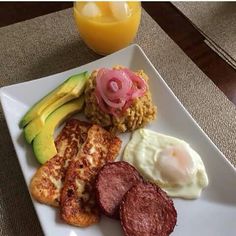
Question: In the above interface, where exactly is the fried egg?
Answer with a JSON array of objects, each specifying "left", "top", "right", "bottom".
[{"left": 123, "top": 129, "right": 209, "bottom": 199}]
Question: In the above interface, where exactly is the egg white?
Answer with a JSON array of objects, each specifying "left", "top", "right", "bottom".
[{"left": 123, "top": 129, "right": 209, "bottom": 199}]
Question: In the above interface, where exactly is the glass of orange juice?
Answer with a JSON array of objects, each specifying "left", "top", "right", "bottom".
[{"left": 74, "top": 1, "right": 141, "bottom": 55}]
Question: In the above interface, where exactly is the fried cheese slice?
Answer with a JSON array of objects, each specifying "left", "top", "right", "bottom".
[
  {"left": 60, "top": 124, "right": 122, "bottom": 227},
  {"left": 30, "top": 119, "right": 91, "bottom": 207}
]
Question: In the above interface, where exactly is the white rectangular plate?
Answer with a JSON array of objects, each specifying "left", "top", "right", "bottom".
[{"left": 1, "top": 44, "right": 236, "bottom": 236}]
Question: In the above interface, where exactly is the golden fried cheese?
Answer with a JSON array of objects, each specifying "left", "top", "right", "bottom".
[
  {"left": 60, "top": 125, "right": 122, "bottom": 227},
  {"left": 30, "top": 119, "right": 91, "bottom": 207}
]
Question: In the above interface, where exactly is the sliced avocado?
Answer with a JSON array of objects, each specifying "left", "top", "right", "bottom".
[
  {"left": 24, "top": 73, "right": 89, "bottom": 143},
  {"left": 20, "top": 71, "right": 89, "bottom": 128},
  {"left": 32, "top": 96, "right": 84, "bottom": 164}
]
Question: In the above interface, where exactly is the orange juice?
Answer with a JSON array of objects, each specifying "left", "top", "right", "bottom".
[{"left": 74, "top": 1, "right": 141, "bottom": 55}]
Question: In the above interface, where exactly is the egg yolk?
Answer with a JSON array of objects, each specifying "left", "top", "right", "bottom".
[{"left": 157, "top": 144, "right": 194, "bottom": 185}]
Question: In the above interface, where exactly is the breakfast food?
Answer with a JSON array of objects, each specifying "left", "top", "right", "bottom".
[
  {"left": 60, "top": 125, "right": 122, "bottom": 227},
  {"left": 55, "top": 119, "right": 91, "bottom": 158},
  {"left": 95, "top": 161, "right": 177, "bottom": 235},
  {"left": 120, "top": 182, "right": 177, "bottom": 236},
  {"left": 20, "top": 71, "right": 89, "bottom": 128},
  {"left": 123, "top": 129, "right": 209, "bottom": 199},
  {"left": 20, "top": 67, "right": 209, "bottom": 234},
  {"left": 23, "top": 73, "right": 89, "bottom": 143},
  {"left": 95, "top": 161, "right": 143, "bottom": 219},
  {"left": 30, "top": 119, "right": 91, "bottom": 206},
  {"left": 32, "top": 97, "right": 85, "bottom": 164},
  {"left": 84, "top": 66, "right": 157, "bottom": 133},
  {"left": 74, "top": 2, "right": 141, "bottom": 55}
]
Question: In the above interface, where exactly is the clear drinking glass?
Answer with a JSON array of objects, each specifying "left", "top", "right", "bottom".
[{"left": 74, "top": 1, "right": 141, "bottom": 55}]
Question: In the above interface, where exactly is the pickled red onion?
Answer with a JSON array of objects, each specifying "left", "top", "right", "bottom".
[
  {"left": 95, "top": 90, "right": 122, "bottom": 116},
  {"left": 123, "top": 68, "right": 147, "bottom": 99},
  {"left": 109, "top": 81, "right": 119, "bottom": 92},
  {"left": 95, "top": 67, "right": 147, "bottom": 116},
  {"left": 96, "top": 68, "right": 132, "bottom": 101},
  {"left": 95, "top": 88, "right": 110, "bottom": 114}
]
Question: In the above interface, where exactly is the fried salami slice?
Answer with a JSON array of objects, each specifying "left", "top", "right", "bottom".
[
  {"left": 30, "top": 119, "right": 91, "bottom": 206},
  {"left": 95, "top": 161, "right": 143, "bottom": 219},
  {"left": 60, "top": 125, "right": 122, "bottom": 227},
  {"left": 120, "top": 182, "right": 177, "bottom": 236}
]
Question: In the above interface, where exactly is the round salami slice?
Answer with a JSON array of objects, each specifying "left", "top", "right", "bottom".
[
  {"left": 95, "top": 161, "right": 143, "bottom": 219},
  {"left": 120, "top": 182, "right": 177, "bottom": 236}
]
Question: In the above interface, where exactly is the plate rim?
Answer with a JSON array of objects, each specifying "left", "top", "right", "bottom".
[
  {"left": 0, "top": 44, "right": 236, "bottom": 235},
  {"left": 0, "top": 44, "right": 234, "bottom": 173}
]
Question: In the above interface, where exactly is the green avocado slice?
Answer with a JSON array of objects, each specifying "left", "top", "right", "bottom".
[
  {"left": 32, "top": 96, "right": 84, "bottom": 164},
  {"left": 19, "top": 71, "right": 89, "bottom": 128},
  {"left": 24, "top": 72, "right": 89, "bottom": 143}
]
